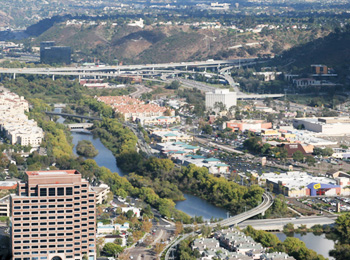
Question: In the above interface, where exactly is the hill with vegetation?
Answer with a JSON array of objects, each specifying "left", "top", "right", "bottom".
[
  {"left": 27, "top": 16, "right": 332, "bottom": 64},
  {"left": 275, "top": 25, "right": 350, "bottom": 72}
]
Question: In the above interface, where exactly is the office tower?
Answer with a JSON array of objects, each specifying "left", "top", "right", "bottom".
[
  {"left": 10, "top": 170, "right": 96, "bottom": 260},
  {"left": 205, "top": 89, "right": 237, "bottom": 110},
  {"left": 40, "top": 41, "right": 71, "bottom": 65}
]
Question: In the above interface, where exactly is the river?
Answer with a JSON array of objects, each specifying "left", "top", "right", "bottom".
[
  {"left": 274, "top": 232, "right": 335, "bottom": 260},
  {"left": 55, "top": 106, "right": 228, "bottom": 220}
]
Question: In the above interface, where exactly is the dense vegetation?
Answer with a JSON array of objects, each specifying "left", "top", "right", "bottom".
[
  {"left": 329, "top": 213, "right": 350, "bottom": 260},
  {"left": 2, "top": 74, "right": 134, "bottom": 104},
  {"left": 76, "top": 140, "right": 98, "bottom": 158},
  {"left": 244, "top": 226, "right": 326, "bottom": 260}
]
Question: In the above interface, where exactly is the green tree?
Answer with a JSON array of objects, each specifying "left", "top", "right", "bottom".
[
  {"left": 293, "top": 150, "right": 304, "bottom": 162},
  {"left": 305, "top": 156, "right": 316, "bottom": 166},
  {"left": 330, "top": 244, "right": 350, "bottom": 260},
  {"left": 334, "top": 213, "right": 350, "bottom": 244},
  {"left": 103, "top": 243, "right": 123, "bottom": 256}
]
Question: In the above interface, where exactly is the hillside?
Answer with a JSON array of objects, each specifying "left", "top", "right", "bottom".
[
  {"left": 28, "top": 18, "right": 332, "bottom": 64},
  {"left": 275, "top": 26, "right": 350, "bottom": 71}
]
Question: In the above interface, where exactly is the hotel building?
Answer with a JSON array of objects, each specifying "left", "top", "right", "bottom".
[{"left": 10, "top": 170, "right": 96, "bottom": 260}]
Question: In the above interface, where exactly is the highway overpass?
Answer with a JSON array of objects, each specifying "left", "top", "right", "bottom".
[{"left": 238, "top": 215, "right": 336, "bottom": 231}]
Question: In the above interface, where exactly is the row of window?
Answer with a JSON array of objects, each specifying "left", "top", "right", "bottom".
[
  {"left": 13, "top": 206, "right": 95, "bottom": 216},
  {"left": 13, "top": 234, "right": 95, "bottom": 244},
  {"left": 14, "top": 200, "right": 94, "bottom": 210},
  {"left": 14, "top": 242, "right": 95, "bottom": 249},
  {"left": 13, "top": 234, "right": 95, "bottom": 239},
  {"left": 13, "top": 214, "right": 94, "bottom": 220},
  {"left": 12, "top": 211, "right": 95, "bottom": 221},
  {"left": 13, "top": 217, "right": 94, "bottom": 226},
  {"left": 14, "top": 250, "right": 93, "bottom": 256},
  {"left": 13, "top": 194, "right": 93, "bottom": 204},
  {"left": 13, "top": 252, "right": 93, "bottom": 260},
  {"left": 13, "top": 225, "right": 95, "bottom": 233}
]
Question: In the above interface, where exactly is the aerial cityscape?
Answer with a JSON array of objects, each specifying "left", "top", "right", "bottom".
[{"left": 1, "top": 0, "right": 350, "bottom": 260}]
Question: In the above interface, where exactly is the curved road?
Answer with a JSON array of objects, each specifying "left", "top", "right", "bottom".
[{"left": 164, "top": 192, "right": 274, "bottom": 260}]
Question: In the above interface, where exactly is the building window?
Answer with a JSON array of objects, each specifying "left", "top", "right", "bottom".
[
  {"left": 66, "top": 187, "right": 73, "bottom": 196},
  {"left": 49, "top": 188, "right": 55, "bottom": 196},
  {"left": 58, "top": 188, "right": 64, "bottom": 196},
  {"left": 40, "top": 188, "right": 47, "bottom": 197}
]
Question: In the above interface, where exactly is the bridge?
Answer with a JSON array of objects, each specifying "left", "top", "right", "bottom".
[
  {"left": 165, "top": 192, "right": 274, "bottom": 260},
  {"left": 238, "top": 215, "right": 337, "bottom": 231},
  {"left": 66, "top": 123, "right": 94, "bottom": 130},
  {"left": 45, "top": 111, "right": 102, "bottom": 121},
  {"left": 0, "top": 58, "right": 257, "bottom": 78}
]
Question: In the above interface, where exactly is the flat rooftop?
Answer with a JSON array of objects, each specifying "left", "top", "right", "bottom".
[{"left": 26, "top": 170, "right": 79, "bottom": 176}]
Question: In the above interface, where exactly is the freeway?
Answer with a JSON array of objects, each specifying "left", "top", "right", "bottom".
[
  {"left": 238, "top": 215, "right": 337, "bottom": 231},
  {"left": 0, "top": 58, "right": 256, "bottom": 75},
  {"left": 217, "top": 192, "right": 273, "bottom": 227}
]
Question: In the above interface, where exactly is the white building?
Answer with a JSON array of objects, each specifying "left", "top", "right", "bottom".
[
  {"left": 0, "top": 91, "right": 43, "bottom": 147},
  {"left": 293, "top": 117, "right": 350, "bottom": 135},
  {"left": 205, "top": 89, "right": 237, "bottom": 111},
  {"left": 92, "top": 184, "right": 110, "bottom": 204}
]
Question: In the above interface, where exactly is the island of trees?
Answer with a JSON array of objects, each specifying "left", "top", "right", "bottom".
[{"left": 76, "top": 140, "right": 99, "bottom": 158}]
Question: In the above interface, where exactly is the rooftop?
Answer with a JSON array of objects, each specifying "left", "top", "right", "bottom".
[{"left": 26, "top": 170, "right": 79, "bottom": 176}]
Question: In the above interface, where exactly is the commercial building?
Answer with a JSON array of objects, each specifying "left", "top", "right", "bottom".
[
  {"left": 278, "top": 143, "right": 314, "bottom": 158},
  {"left": 97, "top": 222, "right": 129, "bottom": 234},
  {"left": 293, "top": 117, "right": 350, "bottom": 135},
  {"left": 260, "top": 171, "right": 340, "bottom": 197},
  {"left": 10, "top": 170, "right": 96, "bottom": 260},
  {"left": 205, "top": 89, "right": 237, "bottom": 111},
  {"left": 151, "top": 130, "right": 193, "bottom": 143},
  {"left": 175, "top": 155, "right": 229, "bottom": 175},
  {"left": 40, "top": 41, "right": 71, "bottom": 65},
  {"left": 224, "top": 120, "right": 272, "bottom": 132},
  {"left": 135, "top": 115, "right": 180, "bottom": 126}
]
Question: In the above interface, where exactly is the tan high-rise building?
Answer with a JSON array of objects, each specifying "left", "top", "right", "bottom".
[{"left": 10, "top": 170, "right": 96, "bottom": 260}]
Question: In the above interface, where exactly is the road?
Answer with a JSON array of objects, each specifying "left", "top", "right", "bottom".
[
  {"left": 130, "top": 84, "right": 152, "bottom": 98},
  {"left": 194, "top": 136, "right": 244, "bottom": 154},
  {"left": 164, "top": 192, "right": 273, "bottom": 260},
  {"left": 238, "top": 215, "right": 336, "bottom": 231},
  {"left": 0, "top": 58, "right": 256, "bottom": 75}
]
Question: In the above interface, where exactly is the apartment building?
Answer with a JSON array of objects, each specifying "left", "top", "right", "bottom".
[
  {"left": 96, "top": 95, "right": 174, "bottom": 120},
  {"left": 0, "top": 91, "right": 43, "bottom": 147},
  {"left": 10, "top": 170, "right": 96, "bottom": 260}
]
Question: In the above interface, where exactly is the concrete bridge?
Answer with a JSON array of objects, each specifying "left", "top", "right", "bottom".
[
  {"left": 238, "top": 215, "right": 337, "bottom": 231},
  {"left": 45, "top": 111, "right": 102, "bottom": 121},
  {"left": 66, "top": 123, "right": 94, "bottom": 130}
]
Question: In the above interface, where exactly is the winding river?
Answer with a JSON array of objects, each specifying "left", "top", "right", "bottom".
[{"left": 55, "top": 105, "right": 227, "bottom": 220}]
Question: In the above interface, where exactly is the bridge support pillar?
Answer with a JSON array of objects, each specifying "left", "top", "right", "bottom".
[
  {"left": 185, "top": 65, "right": 188, "bottom": 71},
  {"left": 13, "top": 73, "right": 16, "bottom": 80},
  {"left": 204, "top": 67, "right": 207, "bottom": 72},
  {"left": 52, "top": 75, "right": 55, "bottom": 81},
  {"left": 261, "top": 210, "right": 265, "bottom": 216}
]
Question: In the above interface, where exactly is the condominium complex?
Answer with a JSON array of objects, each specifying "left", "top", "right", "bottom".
[
  {"left": 10, "top": 170, "right": 96, "bottom": 260},
  {"left": 205, "top": 89, "right": 237, "bottom": 111},
  {"left": 0, "top": 91, "right": 43, "bottom": 147},
  {"left": 96, "top": 95, "right": 174, "bottom": 120}
]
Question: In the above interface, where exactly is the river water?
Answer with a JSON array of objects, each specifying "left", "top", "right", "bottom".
[
  {"left": 56, "top": 105, "right": 228, "bottom": 220},
  {"left": 274, "top": 232, "right": 335, "bottom": 260}
]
